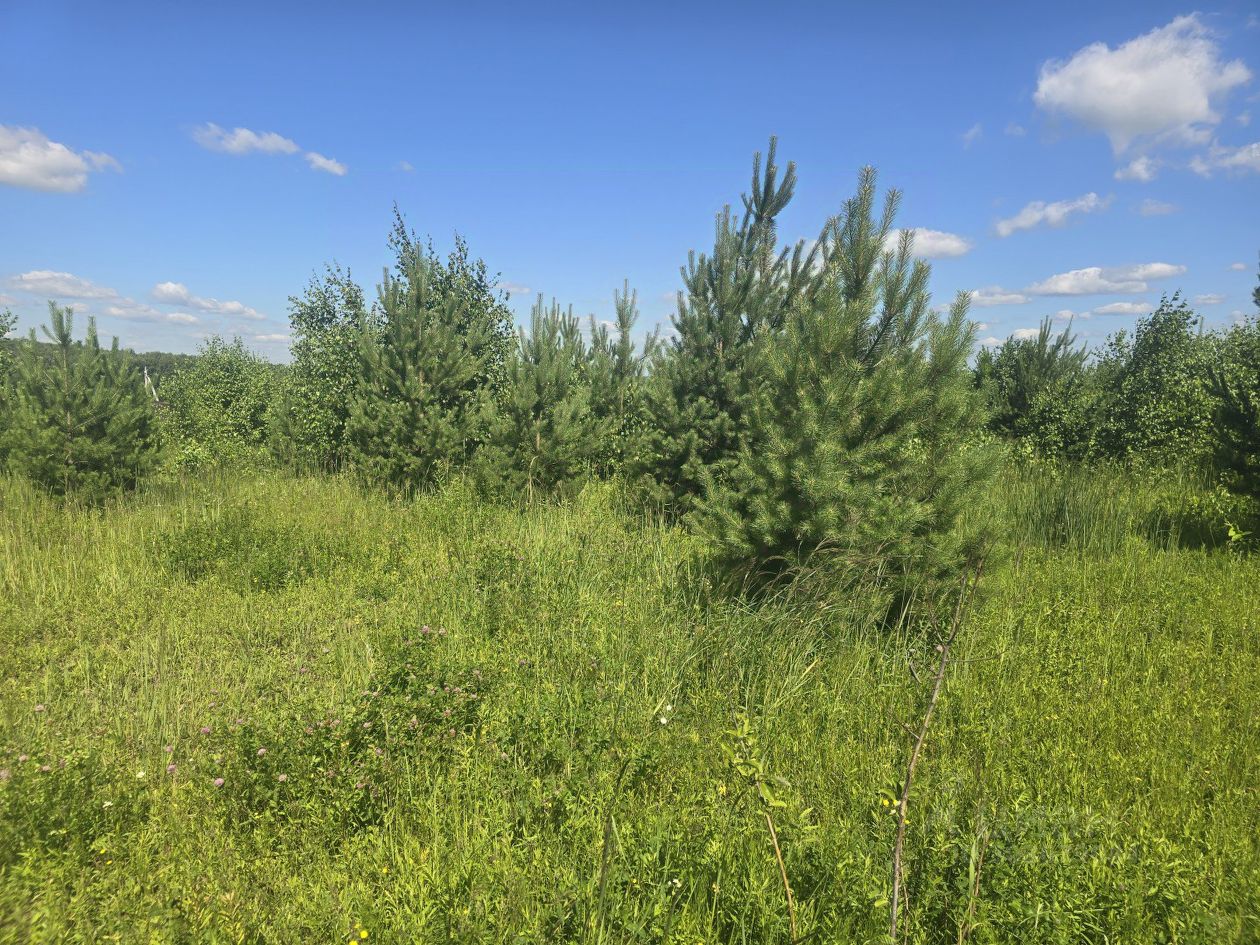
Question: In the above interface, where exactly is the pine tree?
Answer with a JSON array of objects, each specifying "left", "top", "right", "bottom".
[
  {"left": 694, "top": 168, "right": 994, "bottom": 603},
  {"left": 344, "top": 254, "right": 496, "bottom": 490},
  {"left": 478, "top": 297, "right": 605, "bottom": 499},
  {"left": 633, "top": 138, "right": 825, "bottom": 512},
  {"left": 3, "top": 303, "right": 153, "bottom": 497},
  {"left": 587, "top": 281, "right": 658, "bottom": 475}
]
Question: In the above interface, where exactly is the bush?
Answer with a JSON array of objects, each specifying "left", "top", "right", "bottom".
[{"left": 156, "top": 336, "right": 277, "bottom": 473}]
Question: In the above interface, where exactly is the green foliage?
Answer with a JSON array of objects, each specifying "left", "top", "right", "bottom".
[
  {"left": 587, "top": 282, "right": 659, "bottom": 475},
  {"left": 695, "top": 169, "right": 995, "bottom": 600},
  {"left": 1208, "top": 313, "right": 1260, "bottom": 499},
  {"left": 0, "top": 307, "right": 15, "bottom": 465},
  {"left": 976, "top": 317, "right": 1096, "bottom": 459},
  {"left": 2, "top": 303, "right": 153, "bottom": 498},
  {"left": 1, "top": 470, "right": 1257, "bottom": 942},
  {"left": 344, "top": 255, "right": 495, "bottom": 490},
  {"left": 634, "top": 138, "right": 824, "bottom": 512},
  {"left": 477, "top": 298, "right": 606, "bottom": 498},
  {"left": 273, "top": 264, "right": 370, "bottom": 469},
  {"left": 1094, "top": 294, "right": 1217, "bottom": 467},
  {"left": 156, "top": 336, "right": 277, "bottom": 472}
]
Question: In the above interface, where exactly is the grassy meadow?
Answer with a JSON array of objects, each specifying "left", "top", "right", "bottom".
[{"left": 0, "top": 466, "right": 1257, "bottom": 944}]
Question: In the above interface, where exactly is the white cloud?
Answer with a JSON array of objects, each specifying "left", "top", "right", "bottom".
[
  {"left": 151, "top": 281, "right": 264, "bottom": 320},
  {"left": 1115, "top": 156, "right": 1158, "bottom": 182},
  {"left": 1026, "top": 263, "right": 1184, "bottom": 296},
  {"left": 969, "top": 287, "right": 1030, "bottom": 307},
  {"left": 1011, "top": 327, "right": 1041, "bottom": 340},
  {"left": 1189, "top": 140, "right": 1260, "bottom": 176},
  {"left": 978, "top": 336, "right": 1003, "bottom": 347},
  {"left": 0, "top": 126, "right": 121, "bottom": 193},
  {"left": 1240, "top": 112, "right": 1252, "bottom": 127},
  {"left": 9, "top": 270, "right": 119, "bottom": 299},
  {"left": 397, "top": 160, "right": 415, "bottom": 172},
  {"left": 304, "top": 151, "right": 347, "bottom": 176},
  {"left": 1052, "top": 308, "right": 1085, "bottom": 320},
  {"left": 194, "top": 123, "right": 347, "bottom": 175},
  {"left": 1138, "top": 198, "right": 1177, "bottom": 216},
  {"left": 103, "top": 299, "right": 199, "bottom": 325},
  {"left": 251, "top": 332, "right": 290, "bottom": 343},
  {"left": 1004, "top": 122, "right": 1026, "bottom": 137},
  {"left": 886, "top": 228, "right": 973, "bottom": 259},
  {"left": 995, "top": 192, "right": 1109, "bottom": 237},
  {"left": 962, "top": 123, "right": 983, "bottom": 148},
  {"left": 499, "top": 281, "right": 532, "bottom": 296},
  {"left": 1229, "top": 261, "right": 1249, "bottom": 271},
  {"left": 1194, "top": 293, "right": 1225, "bottom": 305},
  {"left": 193, "top": 123, "right": 299, "bottom": 155},
  {"left": 1093, "top": 301, "right": 1151, "bottom": 315},
  {"left": 1034, "top": 15, "right": 1251, "bottom": 153}
]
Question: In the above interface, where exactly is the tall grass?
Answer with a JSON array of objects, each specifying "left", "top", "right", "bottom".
[{"left": 0, "top": 468, "right": 1256, "bottom": 943}]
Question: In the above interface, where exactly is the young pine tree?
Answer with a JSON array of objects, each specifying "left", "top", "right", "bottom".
[
  {"left": 3, "top": 303, "right": 153, "bottom": 497},
  {"left": 344, "top": 255, "right": 494, "bottom": 490},
  {"left": 587, "top": 281, "right": 658, "bottom": 475},
  {"left": 633, "top": 138, "right": 825, "bottom": 512},
  {"left": 694, "top": 169, "right": 994, "bottom": 603},
  {"left": 478, "top": 297, "right": 605, "bottom": 499}
]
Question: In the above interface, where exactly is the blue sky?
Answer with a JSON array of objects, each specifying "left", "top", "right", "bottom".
[{"left": 2, "top": 1, "right": 1258, "bottom": 359}]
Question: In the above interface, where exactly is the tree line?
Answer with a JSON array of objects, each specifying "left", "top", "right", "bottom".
[{"left": 1, "top": 140, "right": 1257, "bottom": 600}]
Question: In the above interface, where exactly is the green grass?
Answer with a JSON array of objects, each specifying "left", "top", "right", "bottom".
[{"left": 0, "top": 468, "right": 1256, "bottom": 943}]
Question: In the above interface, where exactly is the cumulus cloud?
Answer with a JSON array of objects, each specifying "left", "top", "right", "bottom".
[
  {"left": 969, "top": 287, "right": 1030, "bottom": 307},
  {"left": 1034, "top": 15, "right": 1251, "bottom": 153},
  {"left": 251, "top": 332, "right": 290, "bottom": 343},
  {"left": 192, "top": 123, "right": 299, "bottom": 155},
  {"left": 1115, "top": 156, "right": 1159, "bottom": 182},
  {"left": 885, "top": 228, "right": 973, "bottom": 259},
  {"left": 1004, "top": 122, "right": 1026, "bottom": 137},
  {"left": 151, "top": 281, "right": 263, "bottom": 320},
  {"left": 962, "top": 123, "right": 983, "bottom": 148},
  {"left": 1093, "top": 301, "right": 1151, "bottom": 315},
  {"left": 498, "top": 281, "right": 532, "bottom": 296},
  {"left": 995, "top": 192, "right": 1109, "bottom": 237},
  {"left": 0, "top": 126, "right": 122, "bottom": 193},
  {"left": 1026, "top": 263, "right": 1185, "bottom": 296},
  {"left": 1011, "top": 327, "right": 1041, "bottom": 340},
  {"left": 1194, "top": 293, "right": 1225, "bottom": 304},
  {"left": 396, "top": 161, "right": 415, "bottom": 172},
  {"left": 304, "top": 152, "right": 347, "bottom": 176},
  {"left": 1138, "top": 198, "right": 1177, "bottom": 216},
  {"left": 1189, "top": 140, "right": 1260, "bottom": 176},
  {"left": 1229, "top": 262, "right": 1249, "bottom": 271}
]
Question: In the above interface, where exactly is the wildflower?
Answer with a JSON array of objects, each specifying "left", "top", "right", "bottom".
[
  {"left": 234, "top": 718, "right": 245, "bottom": 726},
  {"left": 200, "top": 726, "right": 211, "bottom": 735},
  {"left": 167, "top": 763, "right": 177, "bottom": 774},
  {"left": 360, "top": 930, "right": 369, "bottom": 940},
  {"left": 438, "top": 627, "right": 447, "bottom": 636},
  {"left": 447, "top": 727, "right": 456, "bottom": 737},
  {"left": 256, "top": 747, "right": 268, "bottom": 757},
  {"left": 136, "top": 770, "right": 146, "bottom": 780},
  {"left": 420, "top": 625, "right": 431, "bottom": 635},
  {"left": 213, "top": 777, "right": 225, "bottom": 788},
  {"left": 355, "top": 781, "right": 365, "bottom": 789},
  {"left": 39, "top": 764, "right": 51, "bottom": 773},
  {"left": 277, "top": 773, "right": 288, "bottom": 782},
  {"left": 17, "top": 754, "right": 28, "bottom": 763},
  {"left": 163, "top": 745, "right": 173, "bottom": 754},
  {"left": 0, "top": 769, "right": 9, "bottom": 781},
  {"left": 33, "top": 704, "right": 46, "bottom": 713},
  {"left": 102, "top": 800, "right": 113, "bottom": 808}
]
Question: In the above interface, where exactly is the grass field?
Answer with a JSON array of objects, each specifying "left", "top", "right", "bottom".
[{"left": 0, "top": 467, "right": 1257, "bottom": 943}]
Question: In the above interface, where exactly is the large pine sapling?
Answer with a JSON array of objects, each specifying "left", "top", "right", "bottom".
[
  {"left": 344, "top": 255, "right": 494, "bottom": 490},
  {"left": 479, "top": 297, "right": 605, "bottom": 499},
  {"left": 695, "top": 168, "right": 994, "bottom": 605},
  {"left": 3, "top": 303, "right": 154, "bottom": 497},
  {"left": 634, "top": 138, "right": 825, "bottom": 512}
]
